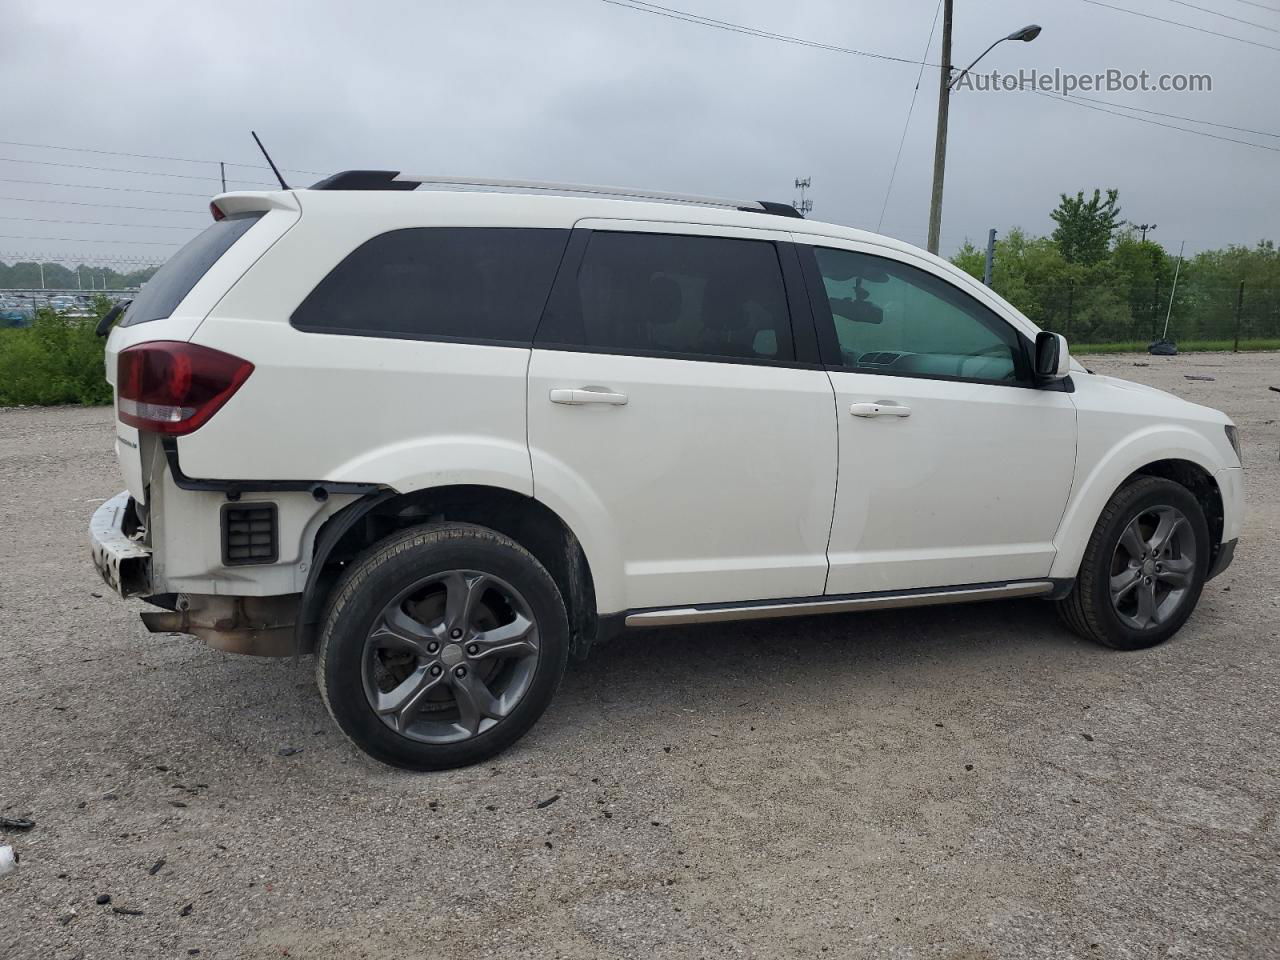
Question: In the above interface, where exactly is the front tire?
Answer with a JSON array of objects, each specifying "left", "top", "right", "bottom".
[
  {"left": 1056, "top": 476, "right": 1210, "bottom": 650},
  {"left": 316, "top": 523, "right": 570, "bottom": 770}
]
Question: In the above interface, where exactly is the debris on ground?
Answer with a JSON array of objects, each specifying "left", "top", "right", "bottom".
[
  {"left": 148, "top": 858, "right": 166, "bottom": 875},
  {"left": 1081, "top": 733, "right": 1095, "bottom": 742},
  {"left": 536, "top": 794, "right": 560, "bottom": 809},
  {"left": 112, "top": 906, "right": 144, "bottom": 916},
  {"left": 95, "top": 894, "right": 111, "bottom": 905},
  {"left": 179, "top": 902, "right": 194, "bottom": 917},
  {"left": 277, "top": 746, "right": 303, "bottom": 757},
  {"left": 1133, "top": 362, "right": 1150, "bottom": 367},
  {"left": 1270, "top": 386, "right": 1280, "bottom": 393},
  {"left": 0, "top": 816, "right": 34, "bottom": 831},
  {"left": 0, "top": 845, "right": 17, "bottom": 875},
  {"left": 1185, "top": 375, "right": 1216, "bottom": 382},
  {"left": 1148, "top": 339, "right": 1178, "bottom": 356}
]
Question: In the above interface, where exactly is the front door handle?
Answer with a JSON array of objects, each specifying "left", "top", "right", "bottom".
[
  {"left": 549, "top": 387, "right": 629, "bottom": 406},
  {"left": 850, "top": 401, "right": 911, "bottom": 418}
]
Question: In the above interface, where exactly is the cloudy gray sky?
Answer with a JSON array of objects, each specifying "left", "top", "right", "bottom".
[{"left": 2, "top": 0, "right": 1277, "bottom": 270}]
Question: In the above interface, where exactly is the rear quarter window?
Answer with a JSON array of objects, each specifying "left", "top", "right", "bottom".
[
  {"left": 121, "top": 214, "right": 262, "bottom": 327},
  {"left": 290, "top": 227, "right": 570, "bottom": 344}
]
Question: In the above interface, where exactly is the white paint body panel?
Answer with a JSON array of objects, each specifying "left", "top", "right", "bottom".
[
  {"left": 528, "top": 349, "right": 836, "bottom": 611},
  {"left": 825, "top": 370, "right": 1077, "bottom": 593},
  {"left": 1048, "top": 373, "right": 1242, "bottom": 579},
  {"left": 93, "top": 185, "right": 1242, "bottom": 611}
]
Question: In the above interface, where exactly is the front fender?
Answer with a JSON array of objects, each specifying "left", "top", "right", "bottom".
[{"left": 1049, "top": 423, "right": 1225, "bottom": 580}]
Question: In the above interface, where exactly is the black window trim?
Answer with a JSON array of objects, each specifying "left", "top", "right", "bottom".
[
  {"left": 796, "top": 242, "right": 1064, "bottom": 391},
  {"left": 531, "top": 228, "right": 824, "bottom": 369}
]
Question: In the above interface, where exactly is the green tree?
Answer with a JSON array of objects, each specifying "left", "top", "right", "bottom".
[{"left": 1050, "top": 189, "right": 1122, "bottom": 265}]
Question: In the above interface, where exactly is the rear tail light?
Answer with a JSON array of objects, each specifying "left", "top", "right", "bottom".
[
  {"left": 210, "top": 201, "right": 225, "bottom": 221},
  {"left": 117, "top": 341, "right": 253, "bottom": 435}
]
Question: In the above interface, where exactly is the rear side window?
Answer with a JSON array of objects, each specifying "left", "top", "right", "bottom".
[
  {"left": 291, "top": 227, "right": 569, "bottom": 344},
  {"left": 538, "top": 232, "right": 794, "bottom": 362},
  {"left": 121, "top": 214, "right": 262, "bottom": 327}
]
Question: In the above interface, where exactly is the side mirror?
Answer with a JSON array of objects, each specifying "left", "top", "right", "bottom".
[{"left": 1034, "top": 331, "right": 1070, "bottom": 381}]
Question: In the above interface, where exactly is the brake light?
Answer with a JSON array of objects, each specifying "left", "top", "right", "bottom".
[
  {"left": 210, "top": 201, "right": 225, "bottom": 221},
  {"left": 117, "top": 342, "right": 253, "bottom": 435}
]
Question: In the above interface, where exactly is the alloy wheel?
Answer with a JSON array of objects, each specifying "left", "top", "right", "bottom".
[
  {"left": 361, "top": 570, "right": 540, "bottom": 744},
  {"left": 1108, "top": 505, "right": 1196, "bottom": 630}
]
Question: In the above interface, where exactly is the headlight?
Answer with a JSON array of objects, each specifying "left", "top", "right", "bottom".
[{"left": 1224, "top": 424, "right": 1242, "bottom": 464}]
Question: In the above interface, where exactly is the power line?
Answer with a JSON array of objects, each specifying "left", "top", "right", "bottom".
[
  {"left": 0, "top": 155, "right": 277, "bottom": 187},
  {"left": 598, "top": 0, "right": 1279, "bottom": 156},
  {"left": 1025, "top": 86, "right": 1280, "bottom": 152},
  {"left": 878, "top": 0, "right": 943, "bottom": 231},
  {"left": 0, "top": 195, "right": 201, "bottom": 215},
  {"left": 1057, "top": 92, "right": 1280, "bottom": 138},
  {"left": 0, "top": 138, "right": 324, "bottom": 176},
  {"left": 0, "top": 216, "right": 201, "bottom": 231},
  {"left": 598, "top": 0, "right": 932, "bottom": 67},
  {"left": 1158, "top": 0, "right": 1280, "bottom": 31},
  {"left": 1225, "top": 0, "right": 1280, "bottom": 12},
  {"left": 1074, "top": 0, "right": 1280, "bottom": 52},
  {"left": 0, "top": 177, "right": 210, "bottom": 198}
]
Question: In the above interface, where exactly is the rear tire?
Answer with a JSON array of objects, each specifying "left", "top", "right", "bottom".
[
  {"left": 316, "top": 522, "right": 570, "bottom": 770},
  {"left": 1056, "top": 476, "right": 1210, "bottom": 650}
]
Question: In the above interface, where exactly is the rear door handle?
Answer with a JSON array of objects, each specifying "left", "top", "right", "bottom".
[
  {"left": 549, "top": 387, "right": 629, "bottom": 406},
  {"left": 850, "top": 401, "right": 911, "bottom": 418}
]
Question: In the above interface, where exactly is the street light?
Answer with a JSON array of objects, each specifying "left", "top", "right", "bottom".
[
  {"left": 925, "top": 2, "right": 1042, "bottom": 255},
  {"left": 949, "top": 24, "right": 1041, "bottom": 91}
]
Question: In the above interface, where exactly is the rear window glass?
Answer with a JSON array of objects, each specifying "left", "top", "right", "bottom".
[
  {"left": 121, "top": 214, "right": 262, "bottom": 327},
  {"left": 290, "top": 227, "right": 570, "bottom": 344}
]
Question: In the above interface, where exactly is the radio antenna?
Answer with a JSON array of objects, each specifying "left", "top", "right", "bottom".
[{"left": 250, "top": 131, "right": 290, "bottom": 190}]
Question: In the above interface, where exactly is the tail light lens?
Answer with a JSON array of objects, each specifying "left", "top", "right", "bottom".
[{"left": 117, "top": 341, "right": 253, "bottom": 435}]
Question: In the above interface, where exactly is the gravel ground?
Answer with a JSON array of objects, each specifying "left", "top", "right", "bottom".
[{"left": 2, "top": 352, "right": 1278, "bottom": 960}]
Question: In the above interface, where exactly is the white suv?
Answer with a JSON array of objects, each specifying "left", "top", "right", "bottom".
[{"left": 90, "top": 172, "right": 1243, "bottom": 770}]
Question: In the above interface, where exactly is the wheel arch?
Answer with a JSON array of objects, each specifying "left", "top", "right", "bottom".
[
  {"left": 299, "top": 484, "right": 606, "bottom": 659},
  {"left": 1050, "top": 441, "right": 1224, "bottom": 581}
]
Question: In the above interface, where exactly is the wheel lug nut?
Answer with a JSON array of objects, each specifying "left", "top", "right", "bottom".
[
  {"left": 427, "top": 641, "right": 439, "bottom": 653},
  {"left": 429, "top": 664, "right": 442, "bottom": 676},
  {"left": 1144, "top": 576, "right": 1152, "bottom": 584},
  {"left": 466, "top": 644, "right": 479, "bottom": 656},
  {"left": 454, "top": 666, "right": 467, "bottom": 678},
  {"left": 450, "top": 628, "right": 463, "bottom": 640}
]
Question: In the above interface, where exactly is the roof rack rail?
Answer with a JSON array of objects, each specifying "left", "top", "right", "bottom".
[{"left": 308, "top": 170, "right": 804, "bottom": 218}]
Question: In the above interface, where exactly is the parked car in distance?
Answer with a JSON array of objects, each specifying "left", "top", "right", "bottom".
[{"left": 90, "top": 172, "right": 1243, "bottom": 770}]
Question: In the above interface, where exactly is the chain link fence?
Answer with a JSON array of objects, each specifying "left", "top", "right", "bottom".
[{"left": 1018, "top": 280, "right": 1280, "bottom": 347}]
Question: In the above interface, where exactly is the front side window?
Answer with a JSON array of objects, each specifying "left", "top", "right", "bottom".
[
  {"left": 291, "top": 227, "right": 569, "bottom": 343},
  {"left": 539, "top": 231, "right": 795, "bottom": 363},
  {"left": 812, "top": 247, "right": 1028, "bottom": 384}
]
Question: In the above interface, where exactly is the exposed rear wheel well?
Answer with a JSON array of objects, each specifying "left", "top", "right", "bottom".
[
  {"left": 309, "top": 486, "right": 597, "bottom": 658},
  {"left": 1126, "top": 459, "right": 1224, "bottom": 568}
]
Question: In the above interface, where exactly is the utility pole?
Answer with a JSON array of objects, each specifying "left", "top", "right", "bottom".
[
  {"left": 1233, "top": 280, "right": 1245, "bottom": 352},
  {"left": 1136, "top": 222, "right": 1156, "bottom": 243},
  {"left": 793, "top": 177, "right": 813, "bottom": 216},
  {"left": 38, "top": 262, "right": 45, "bottom": 289},
  {"left": 927, "top": 0, "right": 954, "bottom": 255},
  {"left": 983, "top": 228, "right": 997, "bottom": 286},
  {"left": 1161, "top": 240, "right": 1186, "bottom": 341},
  {"left": 220, "top": 161, "right": 227, "bottom": 193}
]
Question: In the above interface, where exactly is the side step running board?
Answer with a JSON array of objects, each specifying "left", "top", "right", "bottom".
[{"left": 624, "top": 581, "right": 1055, "bottom": 627}]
